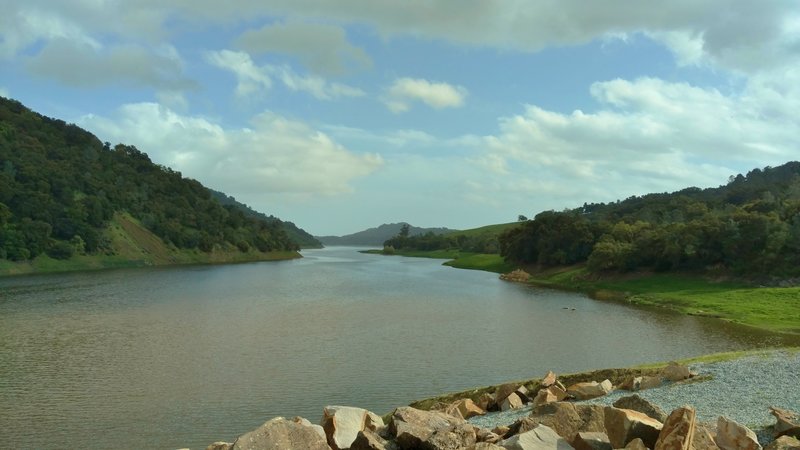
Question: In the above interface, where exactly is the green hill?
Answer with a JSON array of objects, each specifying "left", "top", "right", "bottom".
[
  {"left": 209, "top": 190, "right": 321, "bottom": 248},
  {"left": 0, "top": 97, "right": 304, "bottom": 274},
  {"left": 317, "top": 222, "right": 457, "bottom": 246}
]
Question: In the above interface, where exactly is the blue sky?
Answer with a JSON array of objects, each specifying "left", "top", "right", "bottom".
[{"left": 2, "top": 1, "right": 799, "bottom": 235}]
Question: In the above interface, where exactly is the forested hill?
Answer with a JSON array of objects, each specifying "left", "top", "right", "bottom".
[
  {"left": 0, "top": 96, "right": 303, "bottom": 266},
  {"left": 209, "top": 190, "right": 321, "bottom": 248},
  {"left": 317, "top": 222, "right": 456, "bottom": 246},
  {"left": 500, "top": 162, "right": 800, "bottom": 277}
]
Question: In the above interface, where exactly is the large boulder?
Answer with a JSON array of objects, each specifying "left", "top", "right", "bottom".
[
  {"left": 764, "top": 435, "right": 800, "bottom": 450},
  {"left": 542, "top": 371, "right": 558, "bottom": 387},
  {"left": 232, "top": 417, "right": 331, "bottom": 450},
  {"left": 501, "top": 393, "right": 525, "bottom": 411},
  {"left": 625, "top": 438, "right": 649, "bottom": 450},
  {"left": 507, "top": 402, "right": 606, "bottom": 443},
  {"left": 206, "top": 443, "right": 233, "bottom": 450},
  {"left": 655, "top": 406, "right": 696, "bottom": 450},
  {"left": 322, "top": 406, "right": 384, "bottom": 450},
  {"left": 445, "top": 398, "right": 486, "bottom": 420},
  {"left": 424, "top": 422, "right": 477, "bottom": 449},
  {"left": 466, "top": 444, "right": 505, "bottom": 450},
  {"left": 604, "top": 407, "right": 663, "bottom": 449},
  {"left": 715, "top": 417, "right": 761, "bottom": 450},
  {"left": 572, "top": 432, "right": 612, "bottom": 450},
  {"left": 388, "top": 406, "right": 465, "bottom": 450},
  {"left": 567, "top": 380, "right": 613, "bottom": 400},
  {"left": 502, "top": 424, "right": 573, "bottom": 450},
  {"left": 660, "top": 362, "right": 692, "bottom": 382},
  {"left": 350, "top": 429, "right": 396, "bottom": 450},
  {"left": 771, "top": 407, "right": 800, "bottom": 438},
  {"left": 692, "top": 424, "right": 720, "bottom": 450},
  {"left": 613, "top": 395, "right": 669, "bottom": 423},
  {"left": 495, "top": 383, "right": 522, "bottom": 405}
]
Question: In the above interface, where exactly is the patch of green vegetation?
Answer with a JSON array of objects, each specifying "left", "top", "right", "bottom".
[
  {"left": 529, "top": 267, "right": 800, "bottom": 334},
  {"left": 362, "top": 248, "right": 514, "bottom": 273},
  {"left": 445, "top": 222, "right": 520, "bottom": 238}
]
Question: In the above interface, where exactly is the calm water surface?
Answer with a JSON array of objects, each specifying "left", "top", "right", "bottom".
[{"left": 0, "top": 247, "right": 794, "bottom": 449}]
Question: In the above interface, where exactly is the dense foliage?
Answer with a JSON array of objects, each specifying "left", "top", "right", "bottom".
[
  {"left": 500, "top": 162, "right": 800, "bottom": 277},
  {"left": 210, "top": 190, "right": 321, "bottom": 248},
  {"left": 0, "top": 97, "right": 300, "bottom": 261}
]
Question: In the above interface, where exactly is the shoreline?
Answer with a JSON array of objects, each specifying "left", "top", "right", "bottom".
[{"left": 0, "top": 250, "right": 302, "bottom": 278}]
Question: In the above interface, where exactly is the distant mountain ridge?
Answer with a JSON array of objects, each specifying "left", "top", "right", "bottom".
[{"left": 317, "top": 223, "right": 457, "bottom": 246}]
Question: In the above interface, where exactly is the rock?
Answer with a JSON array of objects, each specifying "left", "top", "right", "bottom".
[
  {"left": 205, "top": 443, "right": 233, "bottom": 450},
  {"left": 604, "top": 407, "right": 663, "bottom": 449},
  {"left": 516, "top": 385, "right": 532, "bottom": 403},
  {"left": 446, "top": 398, "right": 486, "bottom": 420},
  {"left": 501, "top": 393, "right": 525, "bottom": 411},
  {"left": 477, "top": 393, "right": 496, "bottom": 411},
  {"left": 388, "top": 407, "right": 465, "bottom": 450},
  {"left": 232, "top": 417, "right": 331, "bottom": 450},
  {"left": 618, "top": 376, "right": 640, "bottom": 391},
  {"left": 502, "top": 424, "right": 573, "bottom": 450},
  {"left": 572, "top": 432, "right": 612, "bottom": 450},
  {"left": 771, "top": 408, "right": 800, "bottom": 437},
  {"left": 660, "top": 363, "right": 692, "bottom": 382},
  {"left": 493, "top": 426, "right": 511, "bottom": 437},
  {"left": 625, "top": 438, "right": 649, "bottom": 450},
  {"left": 501, "top": 269, "right": 532, "bottom": 282},
  {"left": 476, "top": 428, "right": 503, "bottom": 444},
  {"left": 350, "top": 429, "right": 396, "bottom": 450},
  {"left": 322, "top": 406, "right": 384, "bottom": 450},
  {"left": 613, "top": 395, "right": 669, "bottom": 423},
  {"left": 549, "top": 403, "right": 607, "bottom": 442},
  {"left": 764, "top": 435, "right": 800, "bottom": 450},
  {"left": 639, "top": 376, "right": 664, "bottom": 391},
  {"left": 715, "top": 416, "right": 761, "bottom": 450},
  {"left": 495, "top": 383, "right": 521, "bottom": 404},
  {"left": 466, "top": 444, "right": 505, "bottom": 450},
  {"left": 779, "top": 428, "right": 800, "bottom": 440},
  {"left": 692, "top": 424, "right": 720, "bottom": 450},
  {"left": 533, "top": 388, "right": 559, "bottom": 408},
  {"left": 655, "top": 406, "right": 696, "bottom": 450},
  {"left": 568, "top": 380, "right": 614, "bottom": 400},
  {"left": 293, "top": 417, "right": 327, "bottom": 439},
  {"left": 543, "top": 371, "right": 558, "bottom": 387},
  {"left": 424, "top": 422, "right": 477, "bottom": 449}
]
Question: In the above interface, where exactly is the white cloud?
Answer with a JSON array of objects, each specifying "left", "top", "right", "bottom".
[
  {"left": 78, "top": 103, "right": 383, "bottom": 196},
  {"left": 271, "top": 65, "right": 365, "bottom": 99},
  {"left": 236, "top": 21, "right": 371, "bottom": 75},
  {"left": 205, "top": 49, "right": 272, "bottom": 97},
  {"left": 25, "top": 39, "right": 195, "bottom": 90},
  {"left": 206, "top": 50, "right": 364, "bottom": 100},
  {"left": 384, "top": 78, "right": 467, "bottom": 113},
  {"left": 477, "top": 76, "right": 800, "bottom": 206}
]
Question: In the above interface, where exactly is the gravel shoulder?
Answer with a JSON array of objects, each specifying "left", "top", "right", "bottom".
[{"left": 470, "top": 349, "right": 800, "bottom": 431}]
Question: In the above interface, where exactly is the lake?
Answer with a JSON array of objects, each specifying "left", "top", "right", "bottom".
[{"left": 0, "top": 247, "right": 793, "bottom": 449}]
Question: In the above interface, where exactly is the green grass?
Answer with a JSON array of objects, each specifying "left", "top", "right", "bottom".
[
  {"left": 362, "top": 248, "right": 514, "bottom": 273},
  {"left": 529, "top": 267, "right": 800, "bottom": 334}
]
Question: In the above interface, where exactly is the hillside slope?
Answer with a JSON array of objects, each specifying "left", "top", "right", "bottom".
[
  {"left": 0, "top": 97, "right": 304, "bottom": 273},
  {"left": 317, "top": 222, "right": 457, "bottom": 246}
]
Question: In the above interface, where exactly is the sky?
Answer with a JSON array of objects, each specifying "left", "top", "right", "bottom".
[{"left": 2, "top": 1, "right": 800, "bottom": 236}]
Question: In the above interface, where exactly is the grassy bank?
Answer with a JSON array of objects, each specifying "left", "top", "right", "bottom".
[
  {"left": 529, "top": 266, "right": 800, "bottom": 335},
  {"left": 0, "top": 213, "right": 301, "bottom": 277},
  {"left": 361, "top": 249, "right": 514, "bottom": 273}
]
